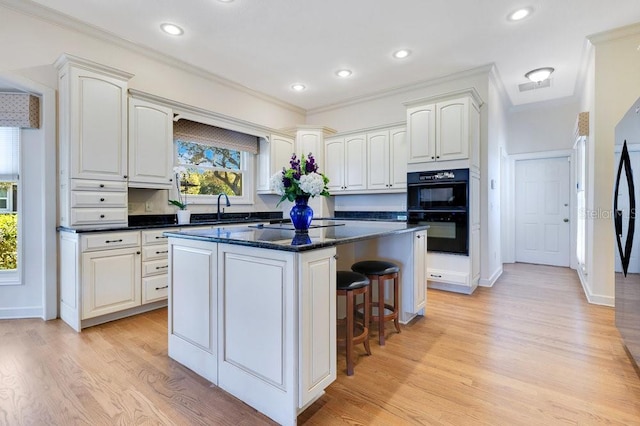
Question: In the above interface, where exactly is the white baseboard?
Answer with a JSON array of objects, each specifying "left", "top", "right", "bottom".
[
  {"left": 479, "top": 266, "right": 503, "bottom": 287},
  {"left": 576, "top": 268, "right": 614, "bottom": 307},
  {"left": 0, "top": 306, "right": 43, "bottom": 319}
]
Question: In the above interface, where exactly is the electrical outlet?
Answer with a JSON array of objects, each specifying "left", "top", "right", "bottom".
[{"left": 145, "top": 202, "right": 153, "bottom": 212}]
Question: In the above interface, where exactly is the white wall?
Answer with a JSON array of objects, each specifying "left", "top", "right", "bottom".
[
  {"left": 507, "top": 98, "right": 580, "bottom": 155},
  {"left": 582, "top": 24, "right": 640, "bottom": 305}
]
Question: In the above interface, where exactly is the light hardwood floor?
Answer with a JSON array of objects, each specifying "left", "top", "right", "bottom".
[{"left": 1, "top": 263, "right": 640, "bottom": 425}]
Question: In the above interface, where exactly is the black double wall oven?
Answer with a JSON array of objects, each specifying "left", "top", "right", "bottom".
[{"left": 407, "top": 169, "right": 469, "bottom": 255}]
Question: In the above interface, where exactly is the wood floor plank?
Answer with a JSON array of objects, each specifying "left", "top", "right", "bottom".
[{"left": 1, "top": 263, "right": 640, "bottom": 425}]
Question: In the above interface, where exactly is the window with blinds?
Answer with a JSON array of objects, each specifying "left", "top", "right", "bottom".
[
  {"left": 0, "top": 127, "right": 19, "bottom": 278},
  {"left": 173, "top": 119, "right": 256, "bottom": 204}
]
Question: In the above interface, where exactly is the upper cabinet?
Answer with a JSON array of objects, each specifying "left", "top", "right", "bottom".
[
  {"left": 367, "top": 127, "right": 407, "bottom": 191},
  {"left": 406, "top": 91, "right": 481, "bottom": 171},
  {"left": 56, "top": 55, "right": 132, "bottom": 182},
  {"left": 324, "top": 134, "right": 367, "bottom": 193},
  {"left": 257, "top": 133, "right": 295, "bottom": 193},
  {"left": 56, "top": 54, "right": 133, "bottom": 229},
  {"left": 128, "top": 98, "right": 174, "bottom": 189}
]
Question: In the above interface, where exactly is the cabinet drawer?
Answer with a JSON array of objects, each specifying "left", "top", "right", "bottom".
[
  {"left": 71, "top": 179, "right": 127, "bottom": 192},
  {"left": 141, "top": 228, "right": 178, "bottom": 245},
  {"left": 142, "top": 275, "right": 168, "bottom": 304},
  {"left": 71, "top": 208, "right": 128, "bottom": 227},
  {"left": 82, "top": 231, "right": 140, "bottom": 252},
  {"left": 427, "top": 269, "right": 469, "bottom": 286},
  {"left": 71, "top": 191, "right": 127, "bottom": 208},
  {"left": 142, "top": 245, "right": 169, "bottom": 261},
  {"left": 143, "top": 259, "right": 169, "bottom": 276}
]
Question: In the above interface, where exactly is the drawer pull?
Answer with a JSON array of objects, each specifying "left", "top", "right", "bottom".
[
  {"left": 155, "top": 250, "right": 169, "bottom": 254},
  {"left": 100, "top": 214, "right": 105, "bottom": 219},
  {"left": 100, "top": 198, "right": 105, "bottom": 202},
  {"left": 430, "top": 274, "right": 442, "bottom": 278},
  {"left": 155, "top": 285, "right": 169, "bottom": 290},
  {"left": 105, "top": 239, "right": 123, "bottom": 243},
  {"left": 99, "top": 184, "right": 105, "bottom": 188},
  {"left": 155, "top": 236, "right": 168, "bottom": 239},
  {"left": 155, "top": 265, "right": 169, "bottom": 270}
]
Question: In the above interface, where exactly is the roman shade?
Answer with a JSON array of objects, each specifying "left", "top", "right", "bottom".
[
  {"left": 0, "top": 93, "right": 39, "bottom": 128},
  {"left": 0, "top": 127, "right": 19, "bottom": 181},
  {"left": 174, "top": 119, "right": 258, "bottom": 154}
]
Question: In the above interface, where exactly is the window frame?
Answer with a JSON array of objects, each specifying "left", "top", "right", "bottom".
[
  {"left": 0, "top": 128, "right": 22, "bottom": 286},
  {"left": 173, "top": 139, "right": 255, "bottom": 206}
]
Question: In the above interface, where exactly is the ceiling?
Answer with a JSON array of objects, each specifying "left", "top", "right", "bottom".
[{"left": 25, "top": 0, "right": 640, "bottom": 110}]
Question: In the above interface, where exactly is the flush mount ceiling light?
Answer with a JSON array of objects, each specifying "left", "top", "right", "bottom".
[
  {"left": 336, "top": 69, "right": 352, "bottom": 78},
  {"left": 291, "top": 83, "right": 306, "bottom": 92},
  {"left": 508, "top": 7, "right": 533, "bottom": 21},
  {"left": 392, "top": 49, "right": 411, "bottom": 59},
  {"left": 525, "top": 67, "right": 555, "bottom": 83},
  {"left": 160, "top": 23, "right": 184, "bottom": 36}
]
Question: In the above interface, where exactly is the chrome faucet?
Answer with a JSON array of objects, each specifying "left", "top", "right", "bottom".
[{"left": 217, "top": 193, "right": 230, "bottom": 220}]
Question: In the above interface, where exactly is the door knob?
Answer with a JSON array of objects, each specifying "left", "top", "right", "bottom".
[{"left": 563, "top": 218, "right": 569, "bottom": 223}]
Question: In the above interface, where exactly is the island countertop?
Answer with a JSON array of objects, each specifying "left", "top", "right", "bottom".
[{"left": 163, "top": 219, "right": 428, "bottom": 252}]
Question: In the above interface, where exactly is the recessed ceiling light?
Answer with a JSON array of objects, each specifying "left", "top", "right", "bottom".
[
  {"left": 160, "top": 23, "right": 184, "bottom": 36},
  {"left": 291, "top": 83, "right": 306, "bottom": 92},
  {"left": 218, "top": 0, "right": 234, "bottom": 2},
  {"left": 508, "top": 7, "right": 533, "bottom": 21},
  {"left": 393, "top": 49, "right": 411, "bottom": 59},
  {"left": 525, "top": 67, "right": 554, "bottom": 83},
  {"left": 336, "top": 69, "right": 352, "bottom": 78}
]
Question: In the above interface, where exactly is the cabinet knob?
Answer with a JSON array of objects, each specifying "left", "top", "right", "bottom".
[
  {"left": 431, "top": 156, "right": 435, "bottom": 160},
  {"left": 99, "top": 184, "right": 105, "bottom": 188},
  {"left": 100, "top": 198, "right": 105, "bottom": 202},
  {"left": 436, "top": 156, "right": 440, "bottom": 159},
  {"left": 136, "top": 251, "right": 141, "bottom": 255},
  {"left": 100, "top": 214, "right": 105, "bottom": 218},
  {"left": 417, "top": 235, "right": 421, "bottom": 239},
  {"left": 169, "top": 178, "right": 173, "bottom": 182},
  {"left": 123, "top": 175, "right": 128, "bottom": 179}
]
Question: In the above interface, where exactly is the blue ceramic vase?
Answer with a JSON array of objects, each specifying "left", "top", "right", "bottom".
[{"left": 290, "top": 195, "right": 313, "bottom": 232}]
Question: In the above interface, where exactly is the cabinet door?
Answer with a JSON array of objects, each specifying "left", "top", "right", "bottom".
[
  {"left": 413, "top": 230, "right": 427, "bottom": 312},
  {"left": 70, "top": 68, "right": 128, "bottom": 181},
  {"left": 296, "top": 131, "right": 323, "bottom": 165},
  {"left": 437, "top": 97, "right": 469, "bottom": 161},
  {"left": 389, "top": 127, "right": 407, "bottom": 189},
  {"left": 324, "top": 138, "right": 345, "bottom": 192},
  {"left": 81, "top": 247, "right": 141, "bottom": 319},
  {"left": 128, "top": 98, "right": 174, "bottom": 188},
  {"left": 344, "top": 134, "right": 367, "bottom": 191},
  {"left": 257, "top": 134, "right": 294, "bottom": 192},
  {"left": 407, "top": 104, "right": 436, "bottom": 163},
  {"left": 367, "top": 131, "right": 389, "bottom": 190}
]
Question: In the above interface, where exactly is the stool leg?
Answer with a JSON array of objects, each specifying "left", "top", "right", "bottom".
[
  {"left": 346, "top": 289, "right": 355, "bottom": 376},
  {"left": 377, "top": 276, "right": 385, "bottom": 346},
  {"left": 393, "top": 274, "right": 401, "bottom": 334},
  {"left": 363, "top": 287, "right": 371, "bottom": 355}
]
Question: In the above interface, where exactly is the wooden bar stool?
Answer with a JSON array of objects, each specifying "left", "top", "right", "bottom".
[
  {"left": 351, "top": 260, "right": 400, "bottom": 346},
  {"left": 336, "top": 271, "right": 371, "bottom": 376}
]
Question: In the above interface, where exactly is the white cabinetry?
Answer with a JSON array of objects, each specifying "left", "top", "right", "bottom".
[
  {"left": 128, "top": 98, "right": 174, "bottom": 189},
  {"left": 324, "top": 134, "right": 367, "bottom": 193},
  {"left": 56, "top": 54, "right": 133, "bottom": 229},
  {"left": 367, "top": 127, "right": 407, "bottom": 191},
  {"left": 59, "top": 228, "right": 170, "bottom": 331},
  {"left": 406, "top": 91, "right": 481, "bottom": 170},
  {"left": 411, "top": 230, "right": 428, "bottom": 312},
  {"left": 257, "top": 133, "right": 295, "bottom": 193}
]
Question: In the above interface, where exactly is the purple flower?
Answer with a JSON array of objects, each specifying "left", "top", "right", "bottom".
[
  {"left": 283, "top": 177, "right": 292, "bottom": 188},
  {"left": 305, "top": 153, "right": 318, "bottom": 173}
]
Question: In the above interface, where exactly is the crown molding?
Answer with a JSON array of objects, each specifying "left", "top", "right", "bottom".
[
  {"left": 0, "top": 0, "right": 305, "bottom": 115},
  {"left": 488, "top": 64, "right": 512, "bottom": 110},
  {"left": 54, "top": 53, "right": 134, "bottom": 81},
  {"left": 307, "top": 64, "right": 493, "bottom": 115},
  {"left": 587, "top": 21, "right": 640, "bottom": 45},
  {"left": 403, "top": 87, "right": 484, "bottom": 109}
]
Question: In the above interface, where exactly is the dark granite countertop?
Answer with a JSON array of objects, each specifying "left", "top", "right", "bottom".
[{"left": 164, "top": 219, "right": 428, "bottom": 252}]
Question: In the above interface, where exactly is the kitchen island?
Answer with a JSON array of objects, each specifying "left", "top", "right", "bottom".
[{"left": 165, "top": 220, "right": 428, "bottom": 425}]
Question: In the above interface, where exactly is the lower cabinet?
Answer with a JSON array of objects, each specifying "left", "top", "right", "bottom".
[
  {"left": 412, "top": 230, "right": 428, "bottom": 312},
  {"left": 59, "top": 228, "right": 170, "bottom": 331},
  {"left": 82, "top": 246, "right": 141, "bottom": 319},
  {"left": 167, "top": 237, "right": 337, "bottom": 426}
]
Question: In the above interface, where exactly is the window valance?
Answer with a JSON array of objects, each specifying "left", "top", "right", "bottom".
[
  {"left": 0, "top": 93, "right": 39, "bottom": 128},
  {"left": 174, "top": 119, "right": 258, "bottom": 154}
]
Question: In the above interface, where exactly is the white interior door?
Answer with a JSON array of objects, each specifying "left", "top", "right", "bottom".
[{"left": 515, "top": 157, "right": 571, "bottom": 266}]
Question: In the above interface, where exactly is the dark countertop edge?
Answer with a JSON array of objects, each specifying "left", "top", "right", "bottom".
[
  {"left": 163, "top": 224, "right": 429, "bottom": 253},
  {"left": 57, "top": 216, "right": 409, "bottom": 233}
]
